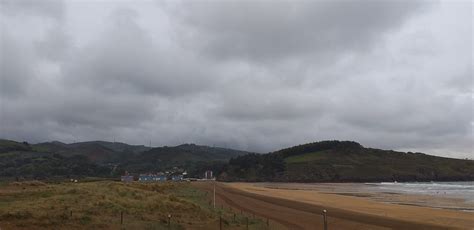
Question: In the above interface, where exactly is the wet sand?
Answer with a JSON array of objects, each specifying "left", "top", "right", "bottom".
[{"left": 193, "top": 182, "right": 474, "bottom": 230}]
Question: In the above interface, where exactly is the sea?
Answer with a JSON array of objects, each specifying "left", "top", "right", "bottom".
[{"left": 369, "top": 181, "right": 474, "bottom": 203}]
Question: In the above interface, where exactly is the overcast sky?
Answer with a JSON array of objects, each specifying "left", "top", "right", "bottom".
[{"left": 0, "top": 0, "right": 472, "bottom": 158}]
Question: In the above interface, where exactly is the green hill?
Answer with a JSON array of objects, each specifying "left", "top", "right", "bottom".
[
  {"left": 0, "top": 139, "right": 32, "bottom": 153},
  {"left": 0, "top": 140, "right": 110, "bottom": 179},
  {"left": 120, "top": 144, "right": 251, "bottom": 176},
  {"left": 32, "top": 141, "right": 151, "bottom": 163},
  {"left": 137, "top": 144, "right": 249, "bottom": 163},
  {"left": 219, "top": 140, "right": 474, "bottom": 182},
  {"left": 4, "top": 139, "right": 473, "bottom": 182},
  {"left": 0, "top": 140, "right": 250, "bottom": 179}
]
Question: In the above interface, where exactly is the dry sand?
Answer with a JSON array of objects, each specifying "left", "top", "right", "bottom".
[{"left": 193, "top": 182, "right": 474, "bottom": 230}]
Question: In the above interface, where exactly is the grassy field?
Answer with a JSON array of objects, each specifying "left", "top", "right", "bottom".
[{"left": 0, "top": 180, "right": 267, "bottom": 229}]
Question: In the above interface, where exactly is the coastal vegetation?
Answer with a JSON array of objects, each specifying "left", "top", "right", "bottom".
[{"left": 0, "top": 180, "right": 266, "bottom": 229}]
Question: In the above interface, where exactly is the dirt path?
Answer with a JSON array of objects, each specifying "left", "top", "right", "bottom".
[{"left": 192, "top": 182, "right": 459, "bottom": 230}]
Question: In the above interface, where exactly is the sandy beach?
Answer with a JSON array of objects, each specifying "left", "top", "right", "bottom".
[
  {"left": 258, "top": 182, "right": 474, "bottom": 212},
  {"left": 193, "top": 182, "right": 474, "bottom": 230}
]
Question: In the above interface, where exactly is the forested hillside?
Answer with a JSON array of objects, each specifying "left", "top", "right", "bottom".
[
  {"left": 3, "top": 139, "right": 473, "bottom": 182},
  {"left": 219, "top": 141, "right": 474, "bottom": 182},
  {"left": 117, "top": 144, "right": 250, "bottom": 176},
  {"left": 0, "top": 140, "right": 248, "bottom": 179},
  {"left": 0, "top": 140, "right": 110, "bottom": 179}
]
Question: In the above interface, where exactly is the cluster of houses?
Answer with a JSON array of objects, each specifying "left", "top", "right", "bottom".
[
  {"left": 204, "top": 170, "right": 213, "bottom": 180},
  {"left": 141, "top": 173, "right": 184, "bottom": 182},
  {"left": 121, "top": 169, "right": 214, "bottom": 182},
  {"left": 121, "top": 171, "right": 185, "bottom": 182}
]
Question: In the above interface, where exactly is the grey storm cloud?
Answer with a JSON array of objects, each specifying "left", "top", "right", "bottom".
[
  {"left": 175, "top": 0, "right": 427, "bottom": 62},
  {"left": 0, "top": 32, "right": 35, "bottom": 97},
  {"left": 63, "top": 7, "right": 213, "bottom": 96},
  {"left": 0, "top": 0, "right": 472, "bottom": 158},
  {"left": 1, "top": 0, "right": 64, "bottom": 20}
]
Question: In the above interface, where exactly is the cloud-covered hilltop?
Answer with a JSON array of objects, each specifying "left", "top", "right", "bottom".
[{"left": 0, "top": 0, "right": 472, "bottom": 158}]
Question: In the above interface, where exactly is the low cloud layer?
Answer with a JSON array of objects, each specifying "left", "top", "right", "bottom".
[{"left": 0, "top": 0, "right": 472, "bottom": 158}]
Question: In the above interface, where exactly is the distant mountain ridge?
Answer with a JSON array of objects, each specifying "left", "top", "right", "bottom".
[
  {"left": 0, "top": 139, "right": 110, "bottom": 178},
  {"left": 32, "top": 141, "right": 151, "bottom": 163},
  {"left": 2, "top": 139, "right": 473, "bottom": 182},
  {"left": 219, "top": 140, "right": 474, "bottom": 182},
  {"left": 31, "top": 141, "right": 249, "bottom": 165},
  {"left": 0, "top": 139, "right": 251, "bottom": 179}
]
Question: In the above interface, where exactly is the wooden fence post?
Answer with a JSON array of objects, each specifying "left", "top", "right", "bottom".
[
  {"left": 168, "top": 214, "right": 172, "bottom": 228},
  {"left": 120, "top": 211, "right": 123, "bottom": 225},
  {"left": 323, "top": 209, "right": 328, "bottom": 230},
  {"left": 219, "top": 215, "right": 222, "bottom": 230}
]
